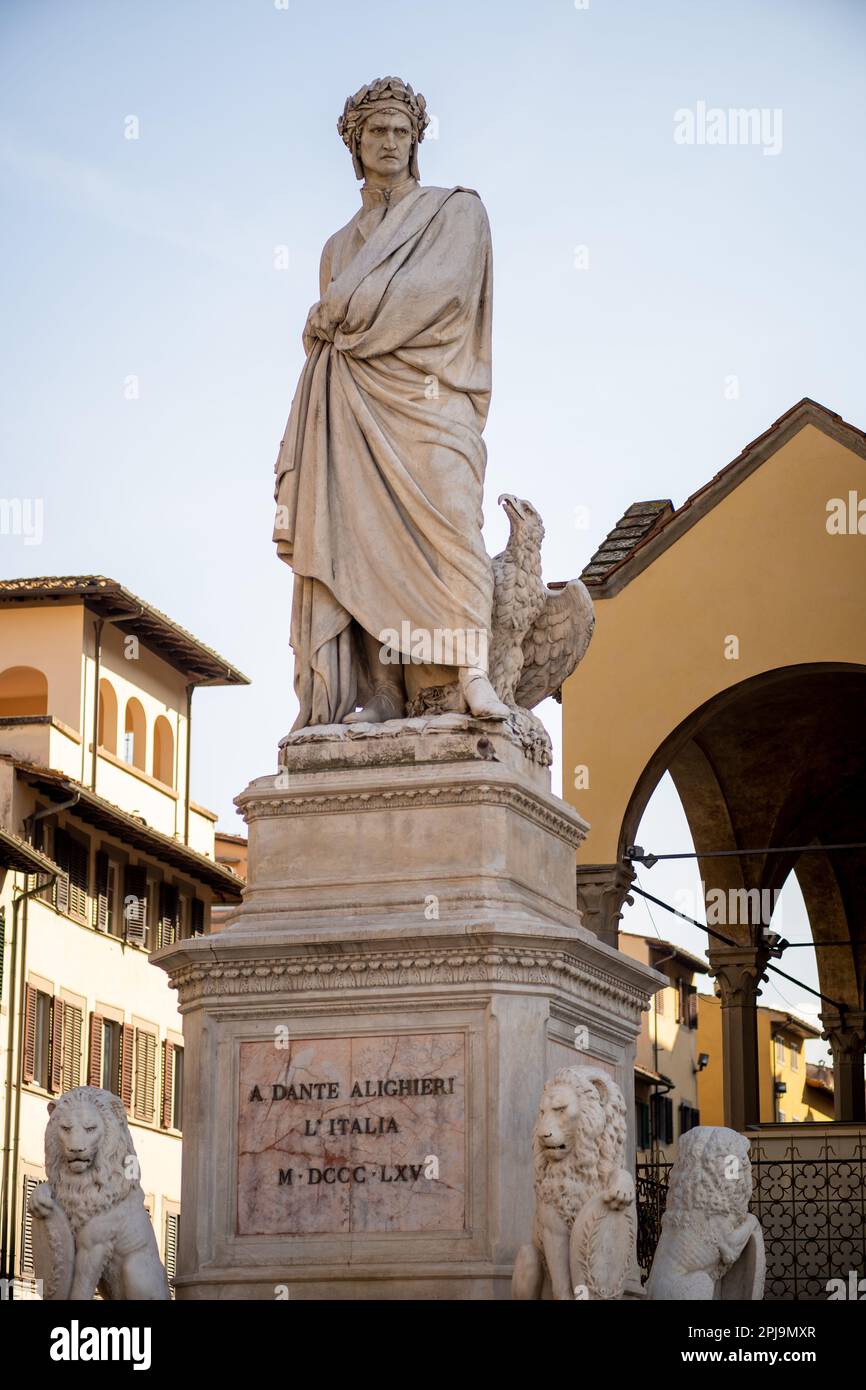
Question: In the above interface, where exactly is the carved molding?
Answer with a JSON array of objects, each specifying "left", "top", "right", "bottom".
[
  {"left": 239, "top": 782, "right": 587, "bottom": 849},
  {"left": 164, "top": 944, "right": 650, "bottom": 1020}
]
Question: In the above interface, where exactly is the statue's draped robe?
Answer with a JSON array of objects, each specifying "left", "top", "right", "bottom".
[{"left": 273, "top": 179, "right": 494, "bottom": 729}]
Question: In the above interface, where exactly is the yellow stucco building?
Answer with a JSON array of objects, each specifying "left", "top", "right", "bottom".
[
  {"left": 697, "top": 995, "right": 834, "bottom": 1126},
  {"left": 562, "top": 399, "right": 866, "bottom": 1131}
]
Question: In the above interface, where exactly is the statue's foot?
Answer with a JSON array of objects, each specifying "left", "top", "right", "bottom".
[
  {"left": 459, "top": 667, "right": 511, "bottom": 720},
  {"left": 343, "top": 687, "right": 404, "bottom": 724}
]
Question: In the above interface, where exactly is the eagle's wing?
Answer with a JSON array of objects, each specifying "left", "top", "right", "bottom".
[{"left": 514, "top": 579, "right": 595, "bottom": 709}]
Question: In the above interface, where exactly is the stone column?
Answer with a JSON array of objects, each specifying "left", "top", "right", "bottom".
[
  {"left": 820, "top": 1010, "right": 866, "bottom": 1123},
  {"left": 706, "top": 944, "right": 771, "bottom": 1131},
  {"left": 575, "top": 863, "right": 635, "bottom": 948}
]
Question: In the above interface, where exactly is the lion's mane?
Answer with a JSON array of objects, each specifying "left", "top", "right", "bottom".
[
  {"left": 664, "top": 1126, "right": 752, "bottom": 1222},
  {"left": 532, "top": 1066, "right": 627, "bottom": 1230},
  {"left": 45, "top": 1087, "right": 136, "bottom": 1235}
]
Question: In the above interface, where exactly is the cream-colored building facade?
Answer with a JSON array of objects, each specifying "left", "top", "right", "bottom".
[
  {"left": 619, "top": 932, "right": 707, "bottom": 1161},
  {"left": 0, "top": 577, "right": 247, "bottom": 1291}
]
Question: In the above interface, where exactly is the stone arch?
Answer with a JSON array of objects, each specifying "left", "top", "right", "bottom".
[{"left": 615, "top": 662, "right": 866, "bottom": 1124}]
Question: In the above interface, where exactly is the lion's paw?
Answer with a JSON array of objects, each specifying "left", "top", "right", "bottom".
[
  {"left": 603, "top": 1172, "right": 634, "bottom": 1211},
  {"left": 29, "top": 1183, "right": 55, "bottom": 1219}
]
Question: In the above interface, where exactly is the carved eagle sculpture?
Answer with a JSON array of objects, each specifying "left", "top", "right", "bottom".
[{"left": 489, "top": 495, "right": 595, "bottom": 710}]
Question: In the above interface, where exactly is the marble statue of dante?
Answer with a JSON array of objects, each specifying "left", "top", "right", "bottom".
[{"left": 274, "top": 76, "right": 510, "bottom": 730}]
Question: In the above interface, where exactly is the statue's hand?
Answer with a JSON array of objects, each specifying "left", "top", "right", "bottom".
[
  {"left": 303, "top": 301, "right": 335, "bottom": 353},
  {"left": 29, "top": 1183, "right": 55, "bottom": 1219}
]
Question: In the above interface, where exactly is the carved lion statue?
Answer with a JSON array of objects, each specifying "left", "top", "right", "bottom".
[
  {"left": 512, "top": 1066, "right": 636, "bottom": 1301},
  {"left": 28, "top": 1086, "right": 170, "bottom": 1300},
  {"left": 645, "top": 1126, "right": 765, "bottom": 1301}
]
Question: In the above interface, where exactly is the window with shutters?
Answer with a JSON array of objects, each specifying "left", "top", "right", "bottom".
[
  {"left": 20, "top": 1175, "right": 40, "bottom": 1278},
  {"left": 655, "top": 987, "right": 666, "bottom": 1016},
  {"left": 164, "top": 1210, "right": 179, "bottom": 1292},
  {"left": 161, "top": 1041, "right": 184, "bottom": 1131},
  {"left": 26, "top": 988, "right": 53, "bottom": 1091},
  {"left": 134, "top": 1028, "right": 157, "bottom": 1123},
  {"left": 158, "top": 883, "right": 179, "bottom": 949},
  {"left": 101, "top": 1019, "right": 122, "bottom": 1096},
  {"left": 172, "top": 1046, "right": 184, "bottom": 1131},
  {"left": 53, "top": 827, "right": 90, "bottom": 922},
  {"left": 146, "top": 873, "right": 161, "bottom": 949},
  {"left": 61, "top": 1002, "right": 83, "bottom": 1091},
  {"left": 651, "top": 1093, "right": 674, "bottom": 1146},
  {"left": 635, "top": 1100, "right": 651, "bottom": 1150},
  {"left": 674, "top": 979, "right": 698, "bottom": 1029},
  {"left": 190, "top": 898, "right": 205, "bottom": 936},
  {"left": 679, "top": 1101, "right": 700, "bottom": 1135},
  {"left": 94, "top": 850, "right": 126, "bottom": 936},
  {"left": 0, "top": 906, "right": 5, "bottom": 1005},
  {"left": 120, "top": 1022, "right": 134, "bottom": 1112},
  {"left": 123, "top": 865, "right": 149, "bottom": 946}
]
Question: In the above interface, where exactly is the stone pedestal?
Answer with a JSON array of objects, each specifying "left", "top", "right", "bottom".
[{"left": 154, "top": 714, "right": 661, "bottom": 1300}]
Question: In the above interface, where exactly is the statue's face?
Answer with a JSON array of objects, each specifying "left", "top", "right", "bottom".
[
  {"left": 56, "top": 1103, "right": 104, "bottom": 1173},
  {"left": 358, "top": 110, "right": 413, "bottom": 181},
  {"left": 537, "top": 1084, "right": 580, "bottom": 1162}
]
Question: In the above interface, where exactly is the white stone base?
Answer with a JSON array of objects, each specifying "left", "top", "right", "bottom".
[{"left": 154, "top": 718, "right": 661, "bottom": 1300}]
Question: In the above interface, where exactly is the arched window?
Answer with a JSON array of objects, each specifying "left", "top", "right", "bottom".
[
  {"left": 123, "top": 698, "right": 146, "bottom": 771},
  {"left": 97, "top": 678, "right": 118, "bottom": 754},
  {"left": 0, "top": 666, "right": 48, "bottom": 717},
  {"left": 153, "top": 715, "right": 174, "bottom": 787}
]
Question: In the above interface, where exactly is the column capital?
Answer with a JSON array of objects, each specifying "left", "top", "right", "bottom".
[
  {"left": 706, "top": 943, "right": 772, "bottom": 1007},
  {"left": 820, "top": 1009, "right": 866, "bottom": 1056},
  {"left": 575, "top": 862, "right": 635, "bottom": 948}
]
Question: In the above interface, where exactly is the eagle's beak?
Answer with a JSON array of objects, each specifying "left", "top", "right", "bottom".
[{"left": 498, "top": 494, "right": 526, "bottom": 521}]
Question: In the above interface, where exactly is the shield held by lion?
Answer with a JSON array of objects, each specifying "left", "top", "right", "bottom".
[{"left": 28, "top": 1086, "right": 170, "bottom": 1301}]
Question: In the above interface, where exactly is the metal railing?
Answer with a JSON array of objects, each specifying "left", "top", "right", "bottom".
[{"left": 636, "top": 1130, "right": 866, "bottom": 1300}]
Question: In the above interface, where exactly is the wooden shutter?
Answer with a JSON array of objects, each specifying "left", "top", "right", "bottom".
[
  {"left": 88, "top": 1012, "right": 104, "bottom": 1087},
  {"left": 67, "top": 836, "right": 89, "bottom": 920},
  {"left": 124, "top": 865, "right": 148, "bottom": 945},
  {"left": 134, "top": 1029, "right": 156, "bottom": 1122},
  {"left": 120, "top": 1023, "right": 134, "bottom": 1112},
  {"left": 20, "top": 1176, "right": 40, "bottom": 1277},
  {"left": 53, "top": 828, "right": 70, "bottom": 915},
  {"left": 688, "top": 986, "right": 698, "bottom": 1030},
  {"left": 190, "top": 898, "right": 204, "bottom": 936},
  {"left": 0, "top": 906, "right": 5, "bottom": 1004},
  {"left": 158, "top": 884, "right": 178, "bottom": 949},
  {"left": 161, "top": 1041, "right": 174, "bottom": 1128},
  {"left": 94, "top": 851, "right": 109, "bottom": 930},
  {"left": 164, "top": 1212, "right": 179, "bottom": 1286},
  {"left": 62, "top": 1003, "right": 83, "bottom": 1091},
  {"left": 50, "top": 996, "right": 63, "bottom": 1093},
  {"left": 22, "top": 984, "right": 38, "bottom": 1083}
]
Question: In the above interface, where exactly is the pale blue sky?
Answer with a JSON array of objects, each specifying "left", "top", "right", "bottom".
[{"left": 2, "top": 0, "right": 863, "bottom": 1052}]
